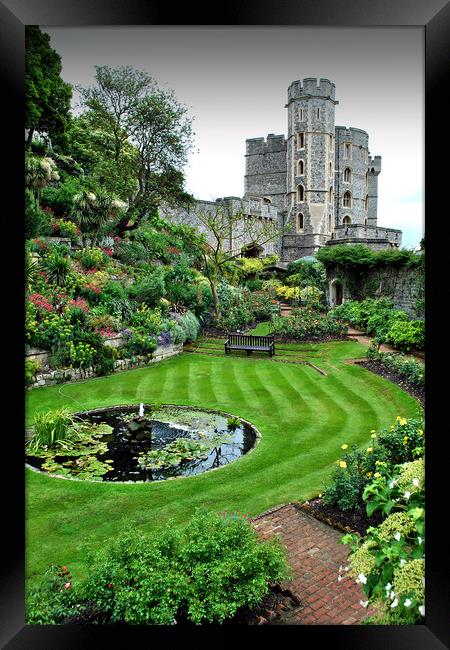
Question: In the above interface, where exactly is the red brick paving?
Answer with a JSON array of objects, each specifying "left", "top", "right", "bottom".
[{"left": 251, "top": 503, "right": 376, "bottom": 625}]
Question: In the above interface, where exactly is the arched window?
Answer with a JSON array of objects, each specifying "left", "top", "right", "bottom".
[
  {"left": 344, "top": 168, "right": 351, "bottom": 183},
  {"left": 343, "top": 191, "right": 352, "bottom": 208},
  {"left": 298, "top": 159, "right": 304, "bottom": 175},
  {"left": 297, "top": 185, "right": 304, "bottom": 202},
  {"left": 364, "top": 218, "right": 368, "bottom": 226},
  {"left": 343, "top": 215, "right": 352, "bottom": 225},
  {"left": 329, "top": 187, "right": 333, "bottom": 203},
  {"left": 365, "top": 171, "right": 369, "bottom": 187},
  {"left": 297, "top": 213, "right": 304, "bottom": 232}
]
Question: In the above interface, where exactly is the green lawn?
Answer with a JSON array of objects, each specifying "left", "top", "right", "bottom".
[{"left": 26, "top": 339, "right": 422, "bottom": 587}]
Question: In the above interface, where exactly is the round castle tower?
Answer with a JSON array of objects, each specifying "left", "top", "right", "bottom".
[
  {"left": 284, "top": 78, "right": 338, "bottom": 259},
  {"left": 334, "top": 126, "right": 371, "bottom": 226}
]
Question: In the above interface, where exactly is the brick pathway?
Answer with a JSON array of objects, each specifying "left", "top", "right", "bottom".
[
  {"left": 347, "top": 326, "right": 425, "bottom": 363},
  {"left": 252, "top": 504, "right": 376, "bottom": 625}
]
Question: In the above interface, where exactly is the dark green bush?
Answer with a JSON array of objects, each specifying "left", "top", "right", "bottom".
[
  {"left": 366, "top": 345, "right": 424, "bottom": 387},
  {"left": 26, "top": 511, "right": 290, "bottom": 625},
  {"left": 128, "top": 267, "right": 166, "bottom": 307},
  {"left": 384, "top": 320, "right": 425, "bottom": 352}
]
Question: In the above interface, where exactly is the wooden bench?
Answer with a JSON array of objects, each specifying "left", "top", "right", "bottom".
[{"left": 224, "top": 334, "right": 275, "bottom": 357}]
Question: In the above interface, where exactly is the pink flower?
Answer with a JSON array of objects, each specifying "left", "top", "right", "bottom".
[{"left": 64, "top": 582, "right": 71, "bottom": 589}]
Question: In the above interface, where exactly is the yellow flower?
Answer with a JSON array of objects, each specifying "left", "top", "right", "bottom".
[
  {"left": 367, "top": 447, "right": 373, "bottom": 453},
  {"left": 341, "top": 444, "right": 348, "bottom": 450},
  {"left": 366, "top": 472, "right": 373, "bottom": 478},
  {"left": 339, "top": 461, "right": 347, "bottom": 469},
  {"left": 396, "top": 416, "right": 401, "bottom": 422},
  {"left": 374, "top": 472, "right": 381, "bottom": 478},
  {"left": 403, "top": 436, "right": 409, "bottom": 445},
  {"left": 371, "top": 433, "right": 377, "bottom": 439},
  {"left": 399, "top": 418, "right": 407, "bottom": 426},
  {"left": 370, "top": 430, "right": 376, "bottom": 434},
  {"left": 318, "top": 493, "right": 323, "bottom": 498},
  {"left": 390, "top": 426, "right": 395, "bottom": 430},
  {"left": 418, "top": 429, "right": 424, "bottom": 436}
]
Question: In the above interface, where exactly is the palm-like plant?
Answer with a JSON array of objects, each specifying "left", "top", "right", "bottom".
[
  {"left": 41, "top": 253, "right": 72, "bottom": 287},
  {"left": 71, "top": 189, "right": 122, "bottom": 248}
]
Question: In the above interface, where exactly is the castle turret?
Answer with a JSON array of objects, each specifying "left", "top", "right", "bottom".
[
  {"left": 367, "top": 155, "right": 381, "bottom": 226},
  {"left": 283, "top": 78, "right": 339, "bottom": 260},
  {"left": 334, "top": 126, "right": 371, "bottom": 227}
]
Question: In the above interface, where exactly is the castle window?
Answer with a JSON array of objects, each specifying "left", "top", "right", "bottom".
[
  {"left": 299, "top": 108, "right": 304, "bottom": 121},
  {"left": 297, "top": 185, "right": 305, "bottom": 202},
  {"left": 297, "top": 132, "right": 305, "bottom": 149},
  {"left": 330, "top": 134, "right": 333, "bottom": 150},
  {"left": 364, "top": 218, "right": 368, "bottom": 225},
  {"left": 366, "top": 171, "right": 369, "bottom": 187},
  {"left": 328, "top": 214, "right": 332, "bottom": 231},
  {"left": 343, "top": 191, "right": 352, "bottom": 208},
  {"left": 298, "top": 159, "right": 304, "bottom": 175},
  {"left": 365, "top": 195, "right": 368, "bottom": 210},
  {"left": 297, "top": 213, "right": 304, "bottom": 232},
  {"left": 263, "top": 196, "right": 272, "bottom": 204},
  {"left": 343, "top": 215, "right": 351, "bottom": 225},
  {"left": 344, "top": 168, "right": 352, "bottom": 183},
  {"left": 316, "top": 108, "right": 320, "bottom": 119},
  {"left": 344, "top": 143, "right": 352, "bottom": 159},
  {"left": 329, "top": 187, "right": 333, "bottom": 203},
  {"left": 330, "top": 162, "right": 333, "bottom": 177}
]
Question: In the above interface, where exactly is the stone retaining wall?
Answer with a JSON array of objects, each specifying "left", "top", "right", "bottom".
[{"left": 26, "top": 343, "right": 183, "bottom": 389}]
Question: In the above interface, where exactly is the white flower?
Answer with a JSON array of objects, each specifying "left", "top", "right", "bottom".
[
  {"left": 419, "top": 605, "right": 425, "bottom": 616},
  {"left": 344, "top": 566, "right": 349, "bottom": 572},
  {"left": 404, "top": 491, "right": 411, "bottom": 500},
  {"left": 337, "top": 575, "right": 342, "bottom": 582},
  {"left": 403, "top": 598, "right": 412, "bottom": 607},
  {"left": 400, "top": 559, "right": 407, "bottom": 566},
  {"left": 385, "top": 582, "right": 393, "bottom": 592},
  {"left": 412, "top": 478, "right": 420, "bottom": 487},
  {"left": 418, "top": 536, "right": 423, "bottom": 544},
  {"left": 389, "top": 479, "right": 397, "bottom": 488},
  {"left": 394, "top": 532, "right": 401, "bottom": 541},
  {"left": 357, "top": 573, "right": 367, "bottom": 584},
  {"left": 360, "top": 600, "right": 369, "bottom": 608},
  {"left": 391, "top": 598, "right": 399, "bottom": 608},
  {"left": 389, "top": 591, "right": 396, "bottom": 600}
]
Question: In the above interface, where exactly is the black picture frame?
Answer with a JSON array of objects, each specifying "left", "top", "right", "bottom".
[{"left": 1, "top": 1, "right": 448, "bottom": 647}]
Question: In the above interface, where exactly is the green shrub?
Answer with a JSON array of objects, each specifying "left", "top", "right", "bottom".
[
  {"left": 25, "top": 358, "right": 41, "bottom": 386},
  {"left": 26, "top": 511, "right": 291, "bottom": 625},
  {"left": 179, "top": 311, "right": 201, "bottom": 342},
  {"left": 75, "top": 248, "right": 108, "bottom": 270},
  {"left": 128, "top": 267, "right": 166, "bottom": 307},
  {"left": 124, "top": 330, "right": 157, "bottom": 356},
  {"left": 41, "top": 253, "right": 73, "bottom": 287},
  {"left": 271, "top": 308, "right": 347, "bottom": 341},
  {"left": 385, "top": 320, "right": 425, "bottom": 352}
]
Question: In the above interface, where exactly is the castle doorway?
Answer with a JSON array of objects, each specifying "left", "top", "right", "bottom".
[{"left": 330, "top": 279, "right": 343, "bottom": 306}]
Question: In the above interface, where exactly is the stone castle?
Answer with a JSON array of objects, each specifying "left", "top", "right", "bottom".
[{"left": 162, "top": 77, "right": 402, "bottom": 264}]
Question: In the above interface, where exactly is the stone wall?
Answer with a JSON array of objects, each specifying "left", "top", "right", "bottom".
[
  {"left": 26, "top": 343, "right": 183, "bottom": 389},
  {"left": 325, "top": 265, "right": 422, "bottom": 317}
]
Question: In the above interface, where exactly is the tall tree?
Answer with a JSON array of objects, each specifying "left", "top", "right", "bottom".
[
  {"left": 77, "top": 66, "right": 195, "bottom": 236},
  {"left": 25, "top": 26, "right": 72, "bottom": 148}
]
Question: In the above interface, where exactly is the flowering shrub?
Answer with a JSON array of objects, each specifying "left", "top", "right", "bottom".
[
  {"left": 341, "top": 458, "right": 425, "bottom": 624},
  {"left": 67, "top": 341, "right": 96, "bottom": 368},
  {"left": 322, "top": 418, "right": 424, "bottom": 512},
  {"left": 29, "top": 292, "right": 53, "bottom": 315},
  {"left": 75, "top": 248, "right": 108, "bottom": 270},
  {"left": 366, "top": 344, "right": 425, "bottom": 387},
  {"left": 26, "top": 512, "right": 290, "bottom": 625},
  {"left": 68, "top": 297, "right": 90, "bottom": 313},
  {"left": 271, "top": 308, "right": 347, "bottom": 341}
]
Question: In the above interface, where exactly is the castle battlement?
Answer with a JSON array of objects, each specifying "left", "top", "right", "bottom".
[
  {"left": 245, "top": 134, "right": 286, "bottom": 155},
  {"left": 288, "top": 77, "right": 337, "bottom": 103}
]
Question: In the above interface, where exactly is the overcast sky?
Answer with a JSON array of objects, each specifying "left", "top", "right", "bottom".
[{"left": 42, "top": 26, "right": 424, "bottom": 250}]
